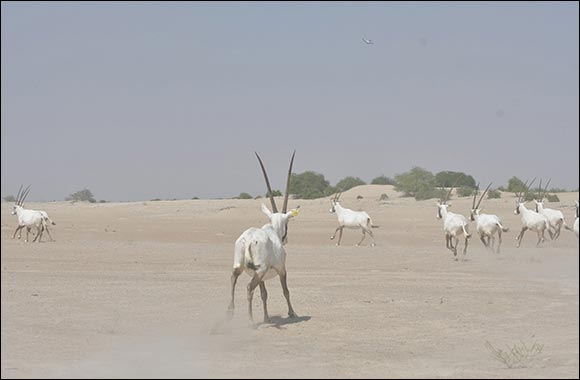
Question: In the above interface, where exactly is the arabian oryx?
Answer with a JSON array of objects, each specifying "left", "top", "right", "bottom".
[
  {"left": 11, "top": 185, "right": 45, "bottom": 242},
  {"left": 228, "top": 151, "right": 300, "bottom": 325},
  {"left": 565, "top": 200, "right": 579, "bottom": 239},
  {"left": 436, "top": 182, "right": 471, "bottom": 260},
  {"left": 533, "top": 179, "right": 569, "bottom": 240},
  {"left": 470, "top": 183, "right": 509, "bottom": 253},
  {"left": 329, "top": 191, "right": 378, "bottom": 247},
  {"left": 513, "top": 178, "right": 550, "bottom": 248}
]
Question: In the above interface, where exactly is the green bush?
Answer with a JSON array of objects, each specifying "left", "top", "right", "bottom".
[
  {"left": 435, "top": 171, "right": 476, "bottom": 189},
  {"left": 335, "top": 176, "right": 366, "bottom": 191},
  {"left": 545, "top": 194, "right": 560, "bottom": 202},
  {"left": 371, "top": 175, "right": 397, "bottom": 185},
  {"left": 66, "top": 188, "right": 96, "bottom": 203},
  {"left": 236, "top": 192, "right": 253, "bottom": 199},
  {"left": 507, "top": 177, "right": 527, "bottom": 194},
  {"left": 395, "top": 167, "right": 436, "bottom": 198},
  {"left": 487, "top": 189, "right": 501, "bottom": 199},
  {"left": 289, "top": 171, "right": 330, "bottom": 199},
  {"left": 379, "top": 193, "right": 389, "bottom": 201},
  {"left": 3, "top": 195, "right": 16, "bottom": 202},
  {"left": 457, "top": 186, "right": 475, "bottom": 197},
  {"left": 266, "top": 190, "right": 282, "bottom": 197}
]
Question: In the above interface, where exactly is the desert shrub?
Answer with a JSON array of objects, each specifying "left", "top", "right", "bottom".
[
  {"left": 487, "top": 189, "right": 501, "bottom": 199},
  {"left": 507, "top": 177, "right": 527, "bottom": 194},
  {"left": 266, "top": 190, "right": 282, "bottom": 197},
  {"left": 379, "top": 193, "right": 389, "bottom": 201},
  {"left": 99, "top": 199, "right": 107, "bottom": 203},
  {"left": 394, "top": 167, "right": 436, "bottom": 198},
  {"left": 3, "top": 195, "right": 16, "bottom": 202},
  {"left": 497, "top": 186, "right": 506, "bottom": 192},
  {"left": 435, "top": 171, "right": 476, "bottom": 189},
  {"left": 485, "top": 340, "right": 543, "bottom": 369},
  {"left": 335, "top": 176, "right": 366, "bottom": 191},
  {"left": 549, "top": 187, "right": 567, "bottom": 193},
  {"left": 151, "top": 198, "right": 162, "bottom": 201},
  {"left": 191, "top": 196, "right": 199, "bottom": 200},
  {"left": 545, "top": 194, "right": 560, "bottom": 202},
  {"left": 457, "top": 186, "right": 475, "bottom": 197},
  {"left": 236, "top": 192, "right": 253, "bottom": 200},
  {"left": 66, "top": 188, "right": 96, "bottom": 203},
  {"left": 371, "top": 175, "right": 397, "bottom": 186},
  {"left": 356, "top": 195, "right": 363, "bottom": 200},
  {"left": 289, "top": 171, "right": 330, "bottom": 199}
]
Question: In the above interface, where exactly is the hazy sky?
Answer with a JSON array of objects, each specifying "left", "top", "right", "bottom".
[{"left": 2, "top": 1, "right": 578, "bottom": 202}]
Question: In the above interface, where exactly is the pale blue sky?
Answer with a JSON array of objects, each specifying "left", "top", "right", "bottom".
[{"left": 1, "top": 1, "right": 578, "bottom": 201}]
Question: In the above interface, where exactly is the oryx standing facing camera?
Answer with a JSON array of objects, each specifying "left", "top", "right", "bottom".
[
  {"left": 513, "top": 178, "right": 550, "bottom": 248},
  {"left": 228, "top": 151, "right": 300, "bottom": 325},
  {"left": 436, "top": 182, "right": 471, "bottom": 260}
]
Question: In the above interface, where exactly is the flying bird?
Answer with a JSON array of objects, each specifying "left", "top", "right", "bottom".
[{"left": 362, "top": 38, "right": 374, "bottom": 45}]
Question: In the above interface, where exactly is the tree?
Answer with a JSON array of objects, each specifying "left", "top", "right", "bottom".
[
  {"left": 236, "top": 192, "right": 253, "bottom": 199},
  {"left": 66, "top": 188, "right": 96, "bottom": 203},
  {"left": 394, "top": 167, "right": 436, "bottom": 199},
  {"left": 507, "top": 177, "right": 526, "bottom": 194},
  {"left": 266, "top": 190, "right": 282, "bottom": 197},
  {"left": 289, "top": 171, "right": 330, "bottom": 199},
  {"left": 435, "top": 171, "right": 476, "bottom": 189},
  {"left": 335, "top": 176, "right": 366, "bottom": 191},
  {"left": 3, "top": 195, "right": 16, "bottom": 202},
  {"left": 371, "top": 175, "right": 397, "bottom": 185}
]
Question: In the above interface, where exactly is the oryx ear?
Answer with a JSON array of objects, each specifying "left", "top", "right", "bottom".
[{"left": 261, "top": 203, "right": 273, "bottom": 217}]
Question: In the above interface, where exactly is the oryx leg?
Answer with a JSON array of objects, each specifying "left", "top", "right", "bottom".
[
  {"left": 452, "top": 236, "right": 459, "bottom": 259},
  {"left": 356, "top": 228, "right": 367, "bottom": 246},
  {"left": 489, "top": 235, "right": 496, "bottom": 252},
  {"left": 336, "top": 226, "right": 344, "bottom": 246},
  {"left": 43, "top": 226, "right": 54, "bottom": 242},
  {"left": 462, "top": 236, "right": 469, "bottom": 257},
  {"left": 516, "top": 227, "right": 528, "bottom": 248},
  {"left": 536, "top": 229, "right": 545, "bottom": 247},
  {"left": 259, "top": 282, "right": 269, "bottom": 323},
  {"left": 247, "top": 271, "right": 266, "bottom": 324},
  {"left": 278, "top": 269, "right": 297, "bottom": 318},
  {"left": 497, "top": 230, "right": 503, "bottom": 254},
  {"left": 330, "top": 226, "right": 341, "bottom": 240},
  {"left": 362, "top": 225, "right": 376, "bottom": 247},
  {"left": 32, "top": 226, "right": 43, "bottom": 243},
  {"left": 227, "top": 267, "right": 243, "bottom": 318},
  {"left": 12, "top": 225, "right": 24, "bottom": 240},
  {"left": 480, "top": 235, "right": 488, "bottom": 248}
]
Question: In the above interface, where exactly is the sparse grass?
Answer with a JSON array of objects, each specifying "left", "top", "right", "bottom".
[
  {"left": 487, "top": 189, "right": 501, "bottom": 199},
  {"left": 485, "top": 340, "right": 544, "bottom": 369}
]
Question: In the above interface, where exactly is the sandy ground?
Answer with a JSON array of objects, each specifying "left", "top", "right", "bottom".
[{"left": 1, "top": 185, "right": 578, "bottom": 379}]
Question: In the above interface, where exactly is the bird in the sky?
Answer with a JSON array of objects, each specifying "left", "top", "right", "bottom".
[{"left": 362, "top": 38, "right": 374, "bottom": 45}]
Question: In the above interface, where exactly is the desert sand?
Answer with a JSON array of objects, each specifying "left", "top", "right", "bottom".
[{"left": 1, "top": 185, "right": 578, "bottom": 378}]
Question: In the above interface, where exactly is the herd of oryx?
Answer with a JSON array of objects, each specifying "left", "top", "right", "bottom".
[{"left": 7, "top": 152, "right": 579, "bottom": 325}]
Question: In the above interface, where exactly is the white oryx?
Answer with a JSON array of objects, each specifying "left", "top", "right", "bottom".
[
  {"left": 436, "top": 182, "right": 471, "bottom": 260},
  {"left": 329, "top": 191, "right": 378, "bottom": 247},
  {"left": 513, "top": 178, "right": 550, "bottom": 248},
  {"left": 228, "top": 151, "right": 300, "bottom": 325},
  {"left": 469, "top": 183, "right": 509, "bottom": 253},
  {"left": 11, "top": 185, "right": 45, "bottom": 243},
  {"left": 565, "top": 200, "right": 579, "bottom": 238},
  {"left": 533, "top": 179, "right": 568, "bottom": 240}
]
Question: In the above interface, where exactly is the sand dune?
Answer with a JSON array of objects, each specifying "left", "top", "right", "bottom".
[{"left": 1, "top": 186, "right": 578, "bottom": 378}]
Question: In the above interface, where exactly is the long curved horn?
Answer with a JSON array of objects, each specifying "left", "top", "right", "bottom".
[
  {"left": 19, "top": 185, "right": 32, "bottom": 206},
  {"left": 537, "top": 179, "right": 543, "bottom": 200},
  {"left": 475, "top": 183, "right": 492, "bottom": 210},
  {"left": 282, "top": 150, "right": 296, "bottom": 213},
  {"left": 444, "top": 176, "right": 461, "bottom": 204},
  {"left": 15, "top": 184, "right": 23, "bottom": 205},
  {"left": 522, "top": 177, "right": 537, "bottom": 202},
  {"left": 255, "top": 152, "right": 278, "bottom": 213},
  {"left": 543, "top": 178, "right": 551, "bottom": 200},
  {"left": 472, "top": 183, "right": 480, "bottom": 209}
]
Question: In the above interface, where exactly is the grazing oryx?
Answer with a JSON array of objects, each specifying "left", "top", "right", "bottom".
[
  {"left": 470, "top": 183, "right": 509, "bottom": 253},
  {"left": 11, "top": 185, "right": 45, "bottom": 243},
  {"left": 565, "top": 200, "right": 579, "bottom": 238},
  {"left": 436, "top": 183, "right": 471, "bottom": 260},
  {"left": 533, "top": 179, "right": 568, "bottom": 240},
  {"left": 228, "top": 151, "right": 300, "bottom": 325},
  {"left": 329, "top": 191, "right": 378, "bottom": 247},
  {"left": 513, "top": 178, "right": 550, "bottom": 248}
]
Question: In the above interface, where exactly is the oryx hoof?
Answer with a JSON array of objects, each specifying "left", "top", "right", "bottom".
[
  {"left": 330, "top": 236, "right": 335, "bottom": 240},
  {"left": 288, "top": 311, "right": 298, "bottom": 319}
]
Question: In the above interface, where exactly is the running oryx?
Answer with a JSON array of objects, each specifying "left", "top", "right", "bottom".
[
  {"left": 469, "top": 183, "right": 509, "bottom": 253},
  {"left": 329, "top": 191, "right": 378, "bottom": 247}
]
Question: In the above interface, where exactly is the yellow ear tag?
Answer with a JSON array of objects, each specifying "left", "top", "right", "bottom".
[{"left": 291, "top": 209, "right": 299, "bottom": 217}]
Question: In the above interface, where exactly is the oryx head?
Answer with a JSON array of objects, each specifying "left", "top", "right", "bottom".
[
  {"left": 514, "top": 178, "right": 536, "bottom": 215},
  {"left": 329, "top": 191, "right": 342, "bottom": 214},
  {"left": 470, "top": 182, "right": 492, "bottom": 221},
  {"left": 11, "top": 184, "right": 31, "bottom": 215},
  {"left": 255, "top": 151, "right": 299, "bottom": 245},
  {"left": 436, "top": 177, "right": 459, "bottom": 219},
  {"left": 533, "top": 178, "right": 550, "bottom": 212}
]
